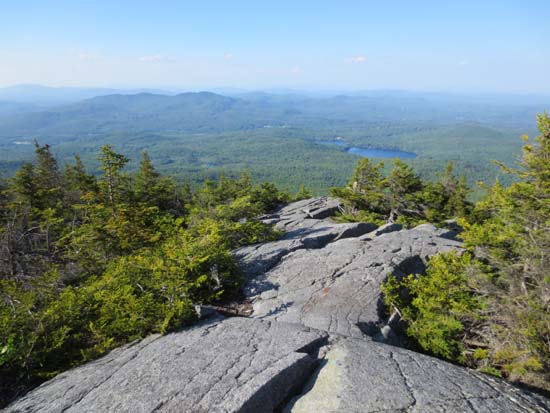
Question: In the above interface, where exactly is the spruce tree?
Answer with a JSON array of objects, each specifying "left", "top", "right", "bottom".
[
  {"left": 386, "top": 159, "right": 423, "bottom": 223},
  {"left": 33, "top": 143, "right": 62, "bottom": 211},
  {"left": 97, "top": 145, "right": 129, "bottom": 217},
  {"left": 64, "top": 155, "right": 96, "bottom": 195},
  {"left": 133, "top": 151, "right": 177, "bottom": 211},
  {"left": 10, "top": 163, "right": 36, "bottom": 207}
]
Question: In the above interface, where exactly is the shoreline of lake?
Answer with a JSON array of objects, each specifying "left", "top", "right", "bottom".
[{"left": 314, "top": 139, "right": 417, "bottom": 159}]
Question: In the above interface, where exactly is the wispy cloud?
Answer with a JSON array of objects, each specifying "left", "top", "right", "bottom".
[
  {"left": 224, "top": 53, "right": 234, "bottom": 60},
  {"left": 290, "top": 66, "right": 302, "bottom": 74},
  {"left": 139, "top": 54, "right": 174, "bottom": 63},
  {"left": 458, "top": 60, "right": 469, "bottom": 66},
  {"left": 77, "top": 52, "right": 100, "bottom": 61},
  {"left": 348, "top": 55, "right": 367, "bottom": 64}
]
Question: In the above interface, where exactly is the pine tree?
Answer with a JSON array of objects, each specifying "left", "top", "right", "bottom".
[
  {"left": 331, "top": 158, "right": 387, "bottom": 221},
  {"left": 65, "top": 155, "right": 96, "bottom": 195},
  {"left": 382, "top": 117, "right": 549, "bottom": 389},
  {"left": 33, "top": 143, "right": 63, "bottom": 211},
  {"left": 446, "top": 173, "right": 470, "bottom": 217},
  {"left": 133, "top": 151, "right": 177, "bottom": 211},
  {"left": 350, "top": 158, "right": 385, "bottom": 195},
  {"left": 382, "top": 252, "right": 482, "bottom": 362},
  {"left": 134, "top": 151, "right": 160, "bottom": 197},
  {"left": 386, "top": 159, "right": 423, "bottom": 223},
  {"left": 10, "top": 163, "right": 36, "bottom": 207},
  {"left": 97, "top": 145, "right": 129, "bottom": 217},
  {"left": 440, "top": 161, "right": 458, "bottom": 193}
]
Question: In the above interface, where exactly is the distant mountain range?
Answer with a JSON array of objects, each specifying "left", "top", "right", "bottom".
[
  {"left": 1, "top": 87, "right": 549, "bottom": 141},
  {"left": 0, "top": 84, "right": 177, "bottom": 105},
  {"left": 0, "top": 92, "right": 280, "bottom": 138}
]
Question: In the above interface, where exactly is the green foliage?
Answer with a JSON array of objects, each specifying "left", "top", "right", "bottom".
[
  {"left": 331, "top": 158, "right": 387, "bottom": 224},
  {"left": 386, "top": 159, "right": 423, "bottom": 224},
  {"left": 133, "top": 151, "right": 180, "bottom": 211},
  {"left": 187, "top": 171, "right": 286, "bottom": 248},
  {"left": 0, "top": 268, "right": 91, "bottom": 382},
  {"left": 97, "top": 145, "right": 130, "bottom": 215},
  {"left": 293, "top": 184, "right": 312, "bottom": 201},
  {"left": 86, "top": 222, "right": 238, "bottom": 350},
  {"left": 0, "top": 144, "right": 290, "bottom": 406},
  {"left": 332, "top": 159, "right": 471, "bottom": 226},
  {"left": 0, "top": 106, "right": 529, "bottom": 199},
  {"left": 383, "top": 114, "right": 550, "bottom": 391},
  {"left": 382, "top": 252, "right": 483, "bottom": 362},
  {"left": 457, "top": 114, "right": 550, "bottom": 387},
  {"left": 422, "top": 163, "right": 471, "bottom": 222},
  {"left": 0, "top": 92, "right": 532, "bottom": 196}
]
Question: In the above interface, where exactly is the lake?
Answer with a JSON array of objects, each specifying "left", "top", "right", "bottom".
[
  {"left": 347, "top": 147, "right": 417, "bottom": 159},
  {"left": 315, "top": 139, "right": 417, "bottom": 159}
]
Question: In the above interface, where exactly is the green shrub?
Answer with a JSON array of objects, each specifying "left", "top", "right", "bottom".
[{"left": 382, "top": 251, "right": 483, "bottom": 362}]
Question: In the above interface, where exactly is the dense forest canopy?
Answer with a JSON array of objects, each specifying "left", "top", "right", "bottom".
[{"left": 1, "top": 90, "right": 546, "bottom": 196}]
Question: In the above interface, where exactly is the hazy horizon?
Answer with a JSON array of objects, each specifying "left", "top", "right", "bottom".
[
  {"left": 2, "top": 1, "right": 549, "bottom": 94},
  {"left": 3, "top": 83, "right": 550, "bottom": 99}
]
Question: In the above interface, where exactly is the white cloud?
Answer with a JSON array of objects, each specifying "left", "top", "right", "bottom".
[
  {"left": 77, "top": 52, "right": 99, "bottom": 61},
  {"left": 348, "top": 55, "right": 367, "bottom": 63},
  {"left": 459, "top": 60, "right": 469, "bottom": 66},
  {"left": 139, "top": 54, "right": 173, "bottom": 63},
  {"left": 290, "top": 66, "right": 302, "bottom": 74},
  {"left": 224, "top": 53, "right": 234, "bottom": 60}
]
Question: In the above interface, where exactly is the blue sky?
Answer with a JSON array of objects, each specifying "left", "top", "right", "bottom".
[{"left": 1, "top": 0, "right": 549, "bottom": 92}]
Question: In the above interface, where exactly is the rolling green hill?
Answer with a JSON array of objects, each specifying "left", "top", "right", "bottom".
[{"left": 0, "top": 91, "right": 547, "bottom": 195}]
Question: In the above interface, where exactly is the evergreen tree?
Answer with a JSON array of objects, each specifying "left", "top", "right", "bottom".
[
  {"left": 133, "top": 151, "right": 178, "bottom": 212},
  {"left": 386, "top": 159, "right": 423, "bottom": 223},
  {"left": 2, "top": 144, "right": 68, "bottom": 281},
  {"left": 382, "top": 252, "right": 483, "bottom": 362},
  {"left": 33, "top": 143, "right": 63, "bottom": 211},
  {"left": 439, "top": 161, "right": 458, "bottom": 193},
  {"left": 10, "top": 163, "right": 37, "bottom": 207},
  {"left": 333, "top": 158, "right": 471, "bottom": 226},
  {"left": 64, "top": 155, "right": 96, "bottom": 195},
  {"left": 97, "top": 145, "right": 129, "bottom": 217},
  {"left": 330, "top": 158, "right": 386, "bottom": 222},
  {"left": 446, "top": 173, "right": 470, "bottom": 217},
  {"left": 422, "top": 162, "right": 471, "bottom": 222}
]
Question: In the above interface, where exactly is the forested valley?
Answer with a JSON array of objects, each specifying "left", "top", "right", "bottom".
[{"left": 1, "top": 90, "right": 545, "bottom": 197}]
